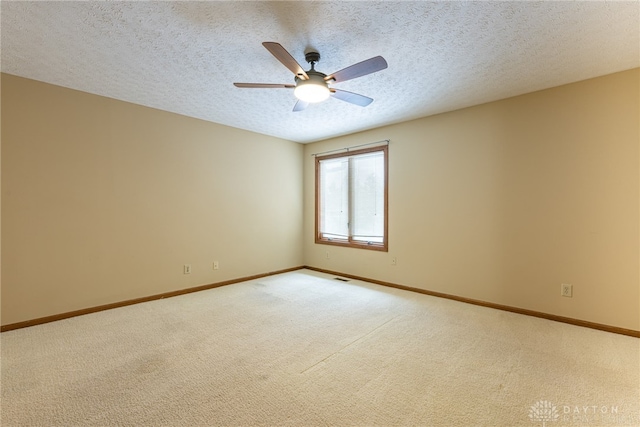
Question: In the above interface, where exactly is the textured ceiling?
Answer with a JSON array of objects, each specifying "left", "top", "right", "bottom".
[{"left": 1, "top": 1, "right": 638, "bottom": 143}]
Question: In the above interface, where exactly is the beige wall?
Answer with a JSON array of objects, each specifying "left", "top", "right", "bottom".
[
  {"left": 304, "top": 69, "right": 640, "bottom": 331},
  {"left": 1, "top": 74, "right": 304, "bottom": 325},
  {"left": 2, "top": 69, "right": 638, "bottom": 331}
]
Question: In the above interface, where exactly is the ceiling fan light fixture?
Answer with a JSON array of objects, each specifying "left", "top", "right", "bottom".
[{"left": 294, "top": 75, "right": 330, "bottom": 103}]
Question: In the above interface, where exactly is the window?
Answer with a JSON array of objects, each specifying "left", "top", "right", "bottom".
[{"left": 315, "top": 145, "right": 388, "bottom": 251}]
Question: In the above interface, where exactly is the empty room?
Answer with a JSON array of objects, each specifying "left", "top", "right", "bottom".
[{"left": 1, "top": 1, "right": 638, "bottom": 426}]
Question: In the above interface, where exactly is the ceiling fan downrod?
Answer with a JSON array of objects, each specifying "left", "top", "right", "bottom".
[{"left": 304, "top": 51, "right": 321, "bottom": 67}]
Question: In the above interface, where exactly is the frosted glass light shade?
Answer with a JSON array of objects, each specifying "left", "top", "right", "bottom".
[{"left": 294, "top": 76, "right": 330, "bottom": 103}]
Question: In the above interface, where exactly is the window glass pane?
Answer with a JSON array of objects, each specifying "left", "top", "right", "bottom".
[
  {"left": 316, "top": 145, "right": 387, "bottom": 251},
  {"left": 319, "top": 157, "right": 349, "bottom": 238},
  {"left": 351, "top": 152, "right": 384, "bottom": 243}
]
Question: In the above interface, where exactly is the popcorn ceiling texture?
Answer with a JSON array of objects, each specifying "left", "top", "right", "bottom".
[{"left": 1, "top": 1, "right": 638, "bottom": 143}]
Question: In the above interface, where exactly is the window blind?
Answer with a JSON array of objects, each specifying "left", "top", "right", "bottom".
[{"left": 318, "top": 150, "right": 385, "bottom": 244}]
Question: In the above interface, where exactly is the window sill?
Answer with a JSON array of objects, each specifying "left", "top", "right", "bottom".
[{"left": 315, "top": 238, "right": 388, "bottom": 252}]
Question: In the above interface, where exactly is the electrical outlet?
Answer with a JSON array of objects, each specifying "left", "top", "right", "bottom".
[
  {"left": 391, "top": 257, "right": 397, "bottom": 266},
  {"left": 325, "top": 251, "right": 330, "bottom": 259},
  {"left": 183, "top": 264, "right": 191, "bottom": 275},
  {"left": 561, "top": 283, "right": 572, "bottom": 297},
  {"left": 213, "top": 261, "right": 219, "bottom": 270}
]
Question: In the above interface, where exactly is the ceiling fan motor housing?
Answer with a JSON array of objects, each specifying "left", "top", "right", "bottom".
[{"left": 296, "top": 69, "right": 327, "bottom": 82}]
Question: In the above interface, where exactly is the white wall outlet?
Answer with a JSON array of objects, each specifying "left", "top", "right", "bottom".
[
  {"left": 561, "top": 283, "right": 573, "bottom": 297},
  {"left": 183, "top": 264, "right": 192, "bottom": 274},
  {"left": 391, "top": 257, "right": 397, "bottom": 266},
  {"left": 325, "top": 251, "right": 330, "bottom": 259},
  {"left": 213, "top": 261, "right": 219, "bottom": 270}
]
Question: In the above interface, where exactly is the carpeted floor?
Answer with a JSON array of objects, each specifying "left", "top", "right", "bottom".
[{"left": 1, "top": 269, "right": 639, "bottom": 426}]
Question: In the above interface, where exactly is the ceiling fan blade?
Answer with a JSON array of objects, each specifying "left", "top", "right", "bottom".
[
  {"left": 234, "top": 83, "right": 295, "bottom": 88},
  {"left": 293, "top": 100, "right": 310, "bottom": 112},
  {"left": 331, "top": 89, "right": 374, "bottom": 107},
  {"left": 325, "top": 56, "right": 388, "bottom": 83},
  {"left": 262, "top": 42, "right": 309, "bottom": 80}
]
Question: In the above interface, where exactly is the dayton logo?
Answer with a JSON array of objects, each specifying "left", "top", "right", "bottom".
[{"left": 529, "top": 400, "right": 560, "bottom": 426}]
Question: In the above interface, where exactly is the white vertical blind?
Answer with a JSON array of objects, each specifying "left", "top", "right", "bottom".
[
  {"left": 351, "top": 151, "right": 384, "bottom": 243},
  {"left": 319, "top": 157, "right": 349, "bottom": 239}
]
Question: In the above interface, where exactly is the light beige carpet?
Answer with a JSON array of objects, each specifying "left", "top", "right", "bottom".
[{"left": 1, "top": 269, "right": 639, "bottom": 426}]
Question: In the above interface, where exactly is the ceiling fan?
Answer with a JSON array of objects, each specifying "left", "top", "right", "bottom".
[{"left": 234, "top": 42, "right": 388, "bottom": 112}]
